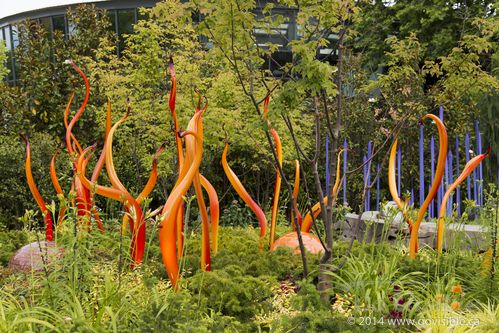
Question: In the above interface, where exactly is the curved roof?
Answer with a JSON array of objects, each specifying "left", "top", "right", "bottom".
[{"left": 1, "top": 0, "right": 107, "bottom": 20}]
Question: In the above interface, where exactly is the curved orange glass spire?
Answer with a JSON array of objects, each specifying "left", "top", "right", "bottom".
[
  {"left": 388, "top": 114, "right": 447, "bottom": 258},
  {"left": 64, "top": 62, "right": 91, "bottom": 227},
  {"left": 91, "top": 97, "right": 112, "bottom": 182},
  {"left": 437, "top": 147, "right": 490, "bottom": 253},
  {"left": 159, "top": 111, "right": 204, "bottom": 290},
  {"left": 63, "top": 89, "right": 83, "bottom": 155},
  {"left": 192, "top": 104, "right": 211, "bottom": 271},
  {"left": 331, "top": 150, "right": 343, "bottom": 199},
  {"left": 222, "top": 142, "right": 267, "bottom": 249},
  {"left": 50, "top": 148, "right": 64, "bottom": 196},
  {"left": 50, "top": 147, "right": 68, "bottom": 230},
  {"left": 291, "top": 160, "right": 302, "bottom": 231},
  {"left": 388, "top": 139, "right": 404, "bottom": 210},
  {"left": 301, "top": 198, "right": 326, "bottom": 233},
  {"left": 77, "top": 146, "right": 126, "bottom": 202},
  {"left": 168, "top": 58, "right": 183, "bottom": 168},
  {"left": 263, "top": 96, "right": 282, "bottom": 248},
  {"left": 65, "top": 61, "right": 89, "bottom": 159},
  {"left": 88, "top": 98, "right": 112, "bottom": 232},
  {"left": 104, "top": 104, "right": 148, "bottom": 266},
  {"left": 104, "top": 107, "right": 130, "bottom": 194},
  {"left": 20, "top": 135, "right": 54, "bottom": 241},
  {"left": 412, "top": 114, "right": 447, "bottom": 258},
  {"left": 75, "top": 176, "right": 91, "bottom": 230},
  {"left": 388, "top": 139, "right": 412, "bottom": 230},
  {"left": 167, "top": 58, "right": 186, "bottom": 257},
  {"left": 75, "top": 147, "right": 92, "bottom": 231},
  {"left": 136, "top": 143, "right": 166, "bottom": 203},
  {"left": 121, "top": 143, "right": 166, "bottom": 232},
  {"left": 301, "top": 149, "right": 343, "bottom": 232},
  {"left": 77, "top": 146, "right": 145, "bottom": 265},
  {"left": 200, "top": 175, "right": 220, "bottom": 254},
  {"left": 194, "top": 173, "right": 211, "bottom": 271},
  {"left": 269, "top": 129, "right": 282, "bottom": 247}
]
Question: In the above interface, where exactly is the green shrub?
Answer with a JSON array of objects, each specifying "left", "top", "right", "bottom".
[
  {"left": 136, "top": 289, "right": 244, "bottom": 332},
  {"left": 0, "top": 230, "right": 29, "bottom": 266},
  {"left": 188, "top": 268, "right": 276, "bottom": 322},
  {"left": 272, "top": 282, "right": 381, "bottom": 333},
  {"left": 179, "top": 226, "right": 318, "bottom": 280}
]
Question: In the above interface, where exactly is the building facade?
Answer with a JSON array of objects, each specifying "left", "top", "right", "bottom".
[
  {"left": 1, "top": 0, "right": 336, "bottom": 84},
  {"left": 0, "top": 0, "right": 162, "bottom": 83}
]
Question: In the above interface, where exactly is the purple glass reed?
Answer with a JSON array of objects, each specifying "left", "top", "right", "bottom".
[
  {"left": 455, "top": 136, "right": 461, "bottom": 217},
  {"left": 473, "top": 153, "right": 478, "bottom": 206},
  {"left": 430, "top": 135, "right": 435, "bottom": 218},
  {"left": 465, "top": 131, "right": 471, "bottom": 200},
  {"left": 419, "top": 124, "right": 425, "bottom": 206},
  {"left": 376, "top": 163, "right": 380, "bottom": 211},
  {"left": 366, "top": 141, "right": 372, "bottom": 211},
  {"left": 476, "top": 118, "right": 483, "bottom": 207},
  {"left": 363, "top": 154, "right": 367, "bottom": 210},
  {"left": 448, "top": 150, "right": 454, "bottom": 216},
  {"left": 444, "top": 150, "right": 450, "bottom": 215}
]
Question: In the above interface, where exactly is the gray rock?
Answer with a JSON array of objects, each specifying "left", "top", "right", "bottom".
[{"left": 335, "top": 211, "right": 489, "bottom": 251}]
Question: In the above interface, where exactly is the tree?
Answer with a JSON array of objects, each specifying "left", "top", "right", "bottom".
[{"left": 0, "top": 41, "right": 8, "bottom": 81}]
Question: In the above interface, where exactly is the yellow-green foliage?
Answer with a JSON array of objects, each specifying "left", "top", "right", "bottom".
[{"left": 0, "top": 41, "right": 8, "bottom": 81}]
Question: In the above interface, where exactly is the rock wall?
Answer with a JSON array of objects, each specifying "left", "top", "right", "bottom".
[{"left": 334, "top": 203, "right": 490, "bottom": 251}]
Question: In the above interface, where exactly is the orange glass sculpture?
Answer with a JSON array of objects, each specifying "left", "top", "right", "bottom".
[{"left": 270, "top": 232, "right": 324, "bottom": 255}]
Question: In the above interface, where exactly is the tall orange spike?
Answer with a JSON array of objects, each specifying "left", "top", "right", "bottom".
[
  {"left": 159, "top": 112, "right": 204, "bottom": 290},
  {"left": 201, "top": 175, "right": 220, "bottom": 254},
  {"left": 122, "top": 144, "right": 166, "bottom": 231},
  {"left": 20, "top": 135, "right": 54, "bottom": 241},
  {"left": 388, "top": 114, "right": 448, "bottom": 258},
  {"left": 77, "top": 145, "right": 145, "bottom": 265},
  {"left": 291, "top": 160, "right": 302, "bottom": 230},
  {"left": 222, "top": 142, "right": 267, "bottom": 249},
  {"left": 103, "top": 103, "right": 147, "bottom": 266},
  {"left": 168, "top": 58, "right": 186, "bottom": 257},
  {"left": 89, "top": 98, "right": 113, "bottom": 232},
  {"left": 437, "top": 147, "right": 490, "bottom": 253},
  {"left": 411, "top": 114, "right": 447, "bottom": 258},
  {"left": 264, "top": 96, "right": 282, "bottom": 247},
  {"left": 65, "top": 61, "right": 89, "bottom": 159},
  {"left": 50, "top": 147, "right": 67, "bottom": 230},
  {"left": 192, "top": 101, "right": 211, "bottom": 271}
]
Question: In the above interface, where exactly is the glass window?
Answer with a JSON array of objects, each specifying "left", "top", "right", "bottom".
[
  {"left": 107, "top": 10, "right": 117, "bottom": 33},
  {"left": 11, "top": 25, "right": 18, "bottom": 49},
  {"left": 117, "top": 9, "right": 135, "bottom": 55},
  {"left": 39, "top": 17, "right": 52, "bottom": 34},
  {"left": 52, "top": 15, "right": 66, "bottom": 34},
  {"left": 118, "top": 9, "right": 135, "bottom": 35},
  {"left": 4, "top": 26, "right": 11, "bottom": 50}
]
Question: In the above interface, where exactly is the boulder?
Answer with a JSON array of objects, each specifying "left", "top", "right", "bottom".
[{"left": 9, "top": 241, "right": 63, "bottom": 271}]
